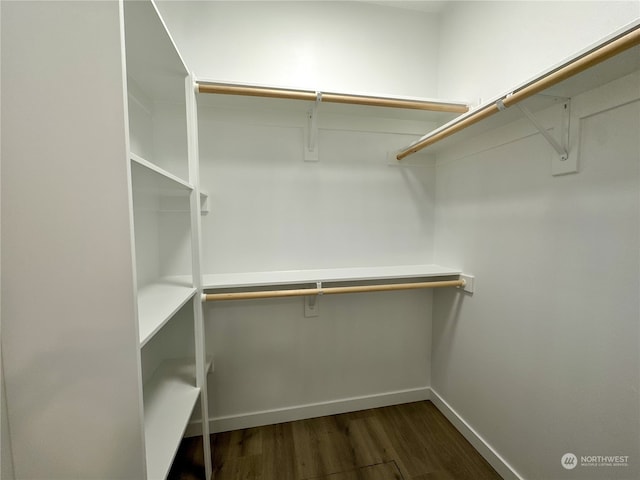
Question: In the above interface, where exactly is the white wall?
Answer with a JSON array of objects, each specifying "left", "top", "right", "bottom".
[
  {"left": 154, "top": 0, "right": 444, "bottom": 429},
  {"left": 432, "top": 4, "right": 640, "bottom": 478},
  {"left": 156, "top": 0, "right": 443, "bottom": 98},
  {"left": 196, "top": 97, "right": 439, "bottom": 428},
  {"left": 432, "top": 71, "right": 640, "bottom": 479},
  {"left": 206, "top": 289, "right": 433, "bottom": 430},
  {"left": 1, "top": 361, "right": 14, "bottom": 480},
  {"left": 1, "top": 137, "right": 15, "bottom": 479},
  {"left": 198, "top": 103, "right": 437, "bottom": 273},
  {"left": 158, "top": 4, "right": 640, "bottom": 476},
  {"left": 0, "top": 2, "right": 13, "bottom": 475},
  {"left": 437, "top": 1, "right": 640, "bottom": 104},
  {"left": 1, "top": 2, "right": 145, "bottom": 478}
]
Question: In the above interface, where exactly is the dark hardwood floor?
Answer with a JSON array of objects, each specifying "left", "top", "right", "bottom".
[{"left": 168, "top": 401, "right": 502, "bottom": 480}]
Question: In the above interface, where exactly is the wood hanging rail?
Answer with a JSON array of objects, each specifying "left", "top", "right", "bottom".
[
  {"left": 396, "top": 24, "right": 640, "bottom": 160},
  {"left": 197, "top": 82, "right": 469, "bottom": 114},
  {"left": 203, "top": 279, "right": 465, "bottom": 302}
]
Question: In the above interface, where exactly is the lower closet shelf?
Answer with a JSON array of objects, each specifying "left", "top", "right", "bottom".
[
  {"left": 143, "top": 358, "right": 204, "bottom": 480},
  {"left": 137, "top": 280, "right": 197, "bottom": 346}
]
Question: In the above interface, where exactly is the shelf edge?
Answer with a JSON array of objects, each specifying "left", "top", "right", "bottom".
[{"left": 131, "top": 152, "right": 194, "bottom": 191}]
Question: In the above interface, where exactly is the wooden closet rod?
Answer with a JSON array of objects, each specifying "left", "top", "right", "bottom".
[
  {"left": 203, "top": 279, "right": 465, "bottom": 302},
  {"left": 396, "top": 25, "right": 640, "bottom": 160},
  {"left": 197, "top": 82, "right": 468, "bottom": 113}
]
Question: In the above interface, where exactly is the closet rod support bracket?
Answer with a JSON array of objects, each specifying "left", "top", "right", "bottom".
[
  {"left": 515, "top": 102, "right": 570, "bottom": 161},
  {"left": 459, "top": 274, "right": 474, "bottom": 294},
  {"left": 305, "top": 92, "right": 322, "bottom": 162},
  {"left": 305, "top": 281, "right": 322, "bottom": 317}
]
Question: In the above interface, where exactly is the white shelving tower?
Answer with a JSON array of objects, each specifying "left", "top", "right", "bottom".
[
  {"left": 2, "top": 0, "right": 211, "bottom": 478},
  {"left": 124, "top": 1, "right": 212, "bottom": 479}
]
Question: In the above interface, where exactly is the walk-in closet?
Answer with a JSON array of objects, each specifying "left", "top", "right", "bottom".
[{"left": 2, "top": 1, "right": 639, "bottom": 480}]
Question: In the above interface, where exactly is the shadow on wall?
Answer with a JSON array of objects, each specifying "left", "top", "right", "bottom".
[{"left": 431, "top": 287, "right": 466, "bottom": 379}]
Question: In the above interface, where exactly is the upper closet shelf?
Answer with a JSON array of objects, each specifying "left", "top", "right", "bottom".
[
  {"left": 202, "top": 264, "right": 462, "bottom": 290},
  {"left": 124, "top": 0, "right": 188, "bottom": 103},
  {"left": 196, "top": 80, "right": 469, "bottom": 123},
  {"left": 131, "top": 153, "right": 193, "bottom": 195},
  {"left": 397, "top": 21, "right": 640, "bottom": 160}
]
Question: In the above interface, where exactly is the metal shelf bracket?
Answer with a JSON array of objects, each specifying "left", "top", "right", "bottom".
[
  {"left": 460, "top": 274, "right": 475, "bottom": 294},
  {"left": 515, "top": 101, "right": 570, "bottom": 161},
  {"left": 305, "top": 281, "right": 322, "bottom": 317},
  {"left": 305, "top": 92, "right": 322, "bottom": 162}
]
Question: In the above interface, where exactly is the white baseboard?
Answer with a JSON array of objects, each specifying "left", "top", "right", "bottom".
[
  {"left": 429, "top": 388, "right": 524, "bottom": 480},
  {"left": 185, "top": 386, "right": 430, "bottom": 436}
]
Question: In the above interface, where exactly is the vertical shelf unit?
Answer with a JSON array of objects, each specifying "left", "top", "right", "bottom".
[{"left": 123, "top": 1, "right": 212, "bottom": 478}]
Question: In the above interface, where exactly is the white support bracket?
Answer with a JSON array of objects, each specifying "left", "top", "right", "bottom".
[
  {"left": 497, "top": 95, "right": 575, "bottom": 175},
  {"left": 516, "top": 102, "right": 569, "bottom": 161},
  {"left": 551, "top": 99, "right": 574, "bottom": 175},
  {"left": 459, "top": 274, "right": 475, "bottom": 294},
  {"left": 199, "top": 191, "right": 209, "bottom": 215},
  {"left": 516, "top": 99, "right": 576, "bottom": 175},
  {"left": 304, "top": 92, "right": 322, "bottom": 162},
  {"left": 304, "top": 281, "right": 322, "bottom": 317}
]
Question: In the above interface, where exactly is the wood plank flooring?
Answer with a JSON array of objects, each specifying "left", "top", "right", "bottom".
[{"left": 168, "top": 401, "right": 502, "bottom": 480}]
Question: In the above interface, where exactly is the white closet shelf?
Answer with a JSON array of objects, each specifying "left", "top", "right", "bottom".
[
  {"left": 397, "top": 21, "right": 640, "bottom": 159},
  {"left": 137, "top": 279, "right": 196, "bottom": 346},
  {"left": 143, "top": 357, "right": 202, "bottom": 480},
  {"left": 131, "top": 153, "right": 193, "bottom": 195},
  {"left": 202, "top": 264, "right": 462, "bottom": 290}
]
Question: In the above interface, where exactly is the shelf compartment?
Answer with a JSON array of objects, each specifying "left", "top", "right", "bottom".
[
  {"left": 124, "top": 0, "right": 191, "bottom": 182},
  {"left": 123, "top": 0, "right": 188, "bottom": 103},
  {"left": 131, "top": 153, "right": 193, "bottom": 194},
  {"left": 143, "top": 358, "right": 201, "bottom": 480},
  {"left": 144, "top": 190, "right": 208, "bottom": 214},
  {"left": 137, "top": 279, "right": 196, "bottom": 346},
  {"left": 202, "top": 264, "right": 462, "bottom": 290}
]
